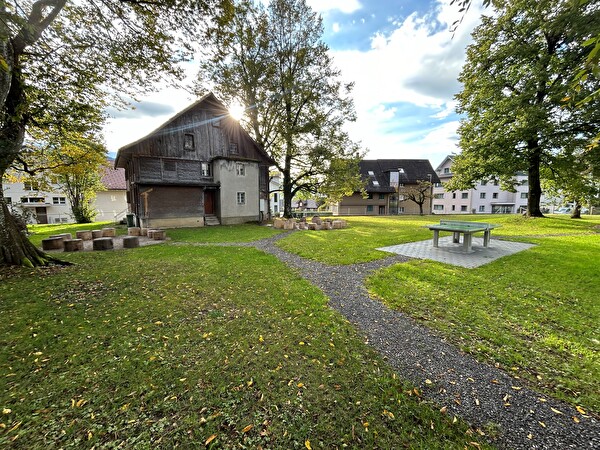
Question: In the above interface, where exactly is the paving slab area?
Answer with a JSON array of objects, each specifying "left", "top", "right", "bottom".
[{"left": 378, "top": 236, "right": 535, "bottom": 268}]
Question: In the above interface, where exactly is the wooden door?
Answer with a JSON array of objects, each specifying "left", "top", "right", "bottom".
[{"left": 204, "top": 190, "right": 215, "bottom": 215}]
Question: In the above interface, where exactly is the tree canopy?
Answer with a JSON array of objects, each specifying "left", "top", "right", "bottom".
[
  {"left": 197, "top": 0, "right": 364, "bottom": 217},
  {"left": 447, "top": 0, "right": 600, "bottom": 217},
  {"left": 0, "top": 0, "right": 227, "bottom": 266}
]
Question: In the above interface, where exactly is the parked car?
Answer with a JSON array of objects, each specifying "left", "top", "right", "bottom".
[{"left": 555, "top": 207, "right": 571, "bottom": 214}]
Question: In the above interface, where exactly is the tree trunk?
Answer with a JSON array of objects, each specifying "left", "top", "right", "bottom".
[
  {"left": 570, "top": 202, "right": 582, "bottom": 219},
  {"left": 526, "top": 143, "right": 544, "bottom": 217},
  {"left": 282, "top": 166, "right": 293, "bottom": 218}
]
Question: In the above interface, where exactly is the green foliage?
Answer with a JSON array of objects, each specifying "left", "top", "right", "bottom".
[
  {"left": 449, "top": 0, "right": 600, "bottom": 216},
  {"left": 0, "top": 244, "right": 488, "bottom": 448},
  {"left": 198, "top": 0, "right": 365, "bottom": 216}
]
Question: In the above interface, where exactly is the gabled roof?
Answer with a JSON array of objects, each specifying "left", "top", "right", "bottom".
[
  {"left": 435, "top": 154, "right": 456, "bottom": 172},
  {"left": 360, "top": 159, "right": 440, "bottom": 193},
  {"left": 114, "top": 92, "right": 274, "bottom": 168},
  {"left": 101, "top": 165, "right": 126, "bottom": 190}
]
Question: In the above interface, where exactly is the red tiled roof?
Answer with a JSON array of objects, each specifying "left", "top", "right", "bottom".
[{"left": 101, "top": 166, "right": 126, "bottom": 190}]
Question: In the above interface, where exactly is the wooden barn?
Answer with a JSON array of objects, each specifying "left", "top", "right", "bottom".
[{"left": 115, "top": 93, "right": 274, "bottom": 228}]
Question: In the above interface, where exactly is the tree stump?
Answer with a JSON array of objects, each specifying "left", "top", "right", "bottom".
[
  {"left": 102, "top": 227, "right": 116, "bottom": 237},
  {"left": 50, "top": 233, "right": 72, "bottom": 241},
  {"left": 147, "top": 229, "right": 155, "bottom": 238},
  {"left": 152, "top": 229, "right": 166, "bottom": 240},
  {"left": 64, "top": 239, "right": 84, "bottom": 252},
  {"left": 123, "top": 236, "right": 139, "bottom": 248},
  {"left": 92, "top": 230, "right": 103, "bottom": 239},
  {"left": 42, "top": 237, "right": 64, "bottom": 250},
  {"left": 311, "top": 215, "right": 322, "bottom": 225},
  {"left": 76, "top": 230, "right": 93, "bottom": 240},
  {"left": 128, "top": 227, "right": 141, "bottom": 236},
  {"left": 93, "top": 237, "right": 114, "bottom": 251}
]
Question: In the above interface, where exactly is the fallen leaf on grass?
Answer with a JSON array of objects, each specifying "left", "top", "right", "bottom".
[
  {"left": 305, "top": 439, "right": 312, "bottom": 449},
  {"left": 242, "top": 424, "right": 253, "bottom": 433},
  {"left": 205, "top": 434, "right": 217, "bottom": 446},
  {"left": 576, "top": 406, "right": 587, "bottom": 415},
  {"left": 573, "top": 416, "right": 580, "bottom": 423}
]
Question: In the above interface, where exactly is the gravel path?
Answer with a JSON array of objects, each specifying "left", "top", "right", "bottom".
[{"left": 244, "top": 232, "right": 599, "bottom": 450}]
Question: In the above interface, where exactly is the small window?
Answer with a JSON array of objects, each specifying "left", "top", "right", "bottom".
[
  {"left": 434, "top": 182, "right": 442, "bottom": 188},
  {"left": 368, "top": 170, "right": 375, "bottom": 176},
  {"left": 480, "top": 192, "right": 486, "bottom": 199},
  {"left": 273, "top": 193, "right": 278, "bottom": 202},
  {"left": 237, "top": 191, "right": 246, "bottom": 205},
  {"left": 229, "top": 142, "right": 238, "bottom": 154},
  {"left": 452, "top": 192, "right": 456, "bottom": 199},
  {"left": 520, "top": 192, "right": 528, "bottom": 199},
  {"left": 433, "top": 204, "right": 444, "bottom": 211},
  {"left": 111, "top": 195, "right": 117, "bottom": 202},
  {"left": 52, "top": 196, "right": 66, "bottom": 205},
  {"left": 434, "top": 193, "right": 444, "bottom": 199},
  {"left": 5, "top": 197, "right": 12, "bottom": 204},
  {"left": 461, "top": 205, "right": 468, "bottom": 211},
  {"left": 184, "top": 133, "right": 195, "bottom": 150},
  {"left": 398, "top": 206, "right": 405, "bottom": 213},
  {"left": 366, "top": 205, "right": 373, "bottom": 212},
  {"left": 451, "top": 205, "right": 456, "bottom": 211},
  {"left": 480, "top": 180, "right": 487, "bottom": 186},
  {"left": 492, "top": 192, "right": 499, "bottom": 199},
  {"left": 378, "top": 194, "right": 385, "bottom": 200},
  {"left": 24, "top": 181, "right": 40, "bottom": 191},
  {"left": 201, "top": 162, "right": 211, "bottom": 177},
  {"left": 461, "top": 192, "right": 468, "bottom": 199},
  {"left": 443, "top": 168, "right": 450, "bottom": 174},
  {"left": 479, "top": 205, "right": 485, "bottom": 212},
  {"left": 493, "top": 179, "right": 499, "bottom": 186},
  {"left": 236, "top": 163, "right": 245, "bottom": 176},
  {"left": 367, "top": 193, "right": 373, "bottom": 199},
  {"left": 372, "top": 180, "right": 380, "bottom": 187}
]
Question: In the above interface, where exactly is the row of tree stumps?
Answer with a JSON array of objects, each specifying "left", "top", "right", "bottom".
[
  {"left": 40, "top": 227, "right": 166, "bottom": 252},
  {"left": 273, "top": 216, "right": 348, "bottom": 231}
]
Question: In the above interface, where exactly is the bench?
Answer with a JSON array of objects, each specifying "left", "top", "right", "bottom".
[{"left": 426, "top": 220, "right": 501, "bottom": 252}]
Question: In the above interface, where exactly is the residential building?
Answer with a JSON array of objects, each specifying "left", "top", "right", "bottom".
[
  {"left": 115, "top": 93, "right": 275, "bottom": 228},
  {"left": 3, "top": 180, "right": 72, "bottom": 224},
  {"left": 93, "top": 165, "right": 128, "bottom": 222},
  {"left": 332, "top": 159, "right": 440, "bottom": 216},
  {"left": 432, "top": 155, "right": 556, "bottom": 214}
]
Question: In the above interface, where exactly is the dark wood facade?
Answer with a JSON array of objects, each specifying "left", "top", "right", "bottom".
[{"left": 115, "top": 93, "right": 274, "bottom": 227}]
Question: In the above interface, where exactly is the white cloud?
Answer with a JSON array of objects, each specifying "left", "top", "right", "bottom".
[
  {"left": 307, "top": 0, "right": 362, "bottom": 14},
  {"left": 331, "top": 0, "right": 483, "bottom": 162}
]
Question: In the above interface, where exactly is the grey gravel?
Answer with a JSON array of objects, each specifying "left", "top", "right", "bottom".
[{"left": 208, "top": 231, "right": 600, "bottom": 449}]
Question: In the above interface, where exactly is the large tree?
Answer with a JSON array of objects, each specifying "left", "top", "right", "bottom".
[
  {"left": 447, "top": 0, "right": 600, "bottom": 216},
  {"left": 1, "top": 0, "right": 226, "bottom": 266},
  {"left": 197, "top": 0, "right": 364, "bottom": 217}
]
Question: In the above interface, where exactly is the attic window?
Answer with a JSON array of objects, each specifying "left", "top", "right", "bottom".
[
  {"left": 229, "top": 142, "right": 238, "bottom": 154},
  {"left": 372, "top": 180, "right": 380, "bottom": 186},
  {"left": 184, "top": 133, "right": 195, "bottom": 150},
  {"left": 368, "top": 170, "right": 375, "bottom": 176}
]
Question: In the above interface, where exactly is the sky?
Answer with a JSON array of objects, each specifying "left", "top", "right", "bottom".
[{"left": 103, "top": 0, "right": 486, "bottom": 169}]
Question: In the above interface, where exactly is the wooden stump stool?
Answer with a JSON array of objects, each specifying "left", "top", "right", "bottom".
[
  {"left": 140, "top": 228, "right": 148, "bottom": 236},
  {"left": 152, "top": 229, "right": 166, "bottom": 240},
  {"left": 128, "top": 227, "right": 141, "bottom": 236},
  {"left": 93, "top": 237, "right": 113, "bottom": 251},
  {"left": 76, "top": 230, "right": 93, "bottom": 240},
  {"left": 50, "top": 233, "right": 72, "bottom": 241},
  {"left": 102, "top": 227, "right": 116, "bottom": 237},
  {"left": 123, "top": 236, "right": 140, "bottom": 248},
  {"left": 64, "top": 239, "right": 84, "bottom": 252},
  {"left": 92, "top": 230, "right": 103, "bottom": 239},
  {"left": 42, "top": 237, "right": 64, "bottom": 250},
  {"left": 146, "top": 229, "right": 156, "bottom": 238}
]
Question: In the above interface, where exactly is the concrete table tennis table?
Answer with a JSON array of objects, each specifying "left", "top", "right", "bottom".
[{"left": 426, "top": 220, "right": 501, "bottom": 253}]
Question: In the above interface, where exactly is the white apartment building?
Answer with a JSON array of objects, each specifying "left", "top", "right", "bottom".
[
  {"left": 3, "top": 180, "right": 72, "bottom": 224},
  {"left": 432, "top": 155, "right": 556, "bottom": 214}
]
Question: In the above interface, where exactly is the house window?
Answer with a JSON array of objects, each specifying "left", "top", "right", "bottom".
[
  {"left": 379, "top": 194, "right": 385, "bottom": 200},
  {"left": 366, "top": 205, "right": 373, "bottom": 212},
  {"left": 367, "top": 193, "right": 373, "bottom": 199},
  {"left": 24, "top": 181, "right": 40, "bottom": 191},
  {"left": 236, "top": 163, "right": 245, "bottom": 176},
  {"left": 372, "top": 180, "right": 380, "bottom": 187},
  {"left": 111, "top": 195, "right": 117, "bottom": 202},
  {"left": 229, "top": 142, "right": 238, "bottom": 154},
  {"left": 201, "top": 162, "right": 211, "bottom": 177},
  {"left": 480, "top": 192, "right": 486, "bottom": 199},
  {"left": 368, "top": 170, "right": 375, "bottom": 176},
  {"left": 434, "top": 193, "right": 444, "bottom": 199},
  {"left": 433, "top": 204, "right": 444, "bottom": 211},
  {"left": 452, "top": 205, "right": 456, "bottom": 211},
  {"left": 237, "top": 191, "right": 246, "bottom": 205},
  {"left": 480, "top": 180, "right": 487, "bottom": 186},
  {"left": 52, "top": 196, "right": 66, "bottom": 205},
  {"left": 461, "top": 192, "right": 468, "bottom": 199},
  {"left": 443, "top": 168, "right": 450, "bottom": 174},
  {"left": 163, "top": 160, "right": 176, "bottom": 172},
  {"left": 520, "top": 192, "right": 528, "bottom": 199},
  {"left": 184, "top": 133, "right": 195, "bottom": 150},
  {"left": 398, "top": 206, "right": 405, "bottom": 213},
  {"left": 461, "top": 205, "right": 468, "bottom": 212},
  {"left": 21, "top": 196, "right": 45, "bottom": 204},
  {"left": 273, "top": 193, "right": 278, "bottom": 202},
  {"left": 434, "top": 182, "right": 442, "bottom": 188},
  {"left": 493, "top": 179, "right": 499, "bottom": 186},
  {"left": 492, "top": 192, "right": 498, "bottom": 199},
  {"left": 479, "top": 205, "right": 485, "bottom": 212},
  {"left": 452, "top": 192, "right": 456, "bottom": 199},
  {"left": 5, "top": 197, "right": 11, "bottom": 204}
]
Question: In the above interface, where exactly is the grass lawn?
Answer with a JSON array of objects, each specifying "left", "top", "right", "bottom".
[
  {"left": 0, "top": 243, "right": 488, "bottom": 448},
  {"left": 275, "top": 214, "right": 598, "bottom": 265},
  {"left": 166, "top": 223, "right": 283, "bottom": 243}
]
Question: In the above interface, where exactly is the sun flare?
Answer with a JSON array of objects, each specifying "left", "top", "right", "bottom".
[{"left": 228, "top": 102, "right": 245, "bottom": 121}]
